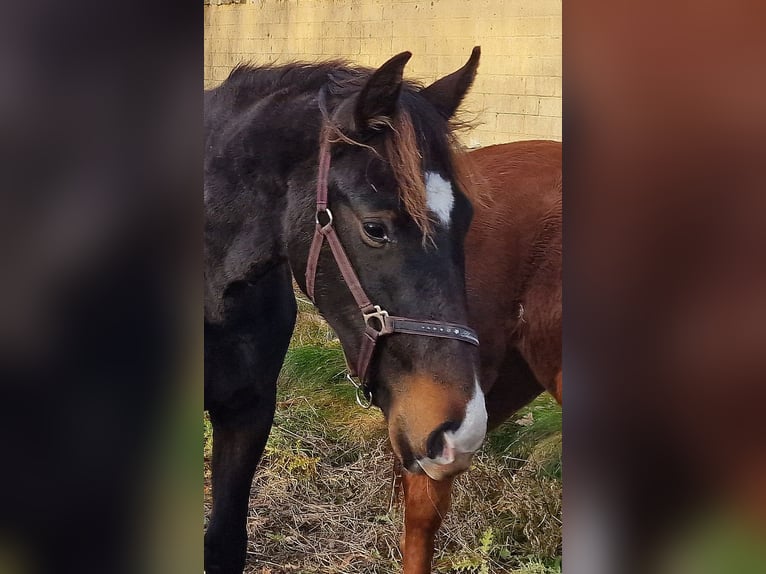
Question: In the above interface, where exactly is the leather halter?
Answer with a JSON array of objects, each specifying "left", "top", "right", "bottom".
[{"left": 304, "top": 125, "right": 479, "bottom": 407}]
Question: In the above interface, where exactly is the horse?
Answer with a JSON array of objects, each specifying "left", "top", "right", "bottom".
[
  {"left": 203, "top": 48, "right": 490, "bottom": 574},
  {"left": 397, "top": 140, "right": 562, "bottom": 573}
]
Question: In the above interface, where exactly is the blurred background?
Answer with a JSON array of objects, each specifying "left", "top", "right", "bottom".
[
  {"left": 564, "top": 1, "right": 766, "bottom": 572},
  {"left": 0, "top": 2, "right": 201, "bottom": 573}
]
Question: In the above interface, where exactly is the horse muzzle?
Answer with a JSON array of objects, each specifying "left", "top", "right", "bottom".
[{"left": 411, "top": 379, "right": 488, "bottom": 481}]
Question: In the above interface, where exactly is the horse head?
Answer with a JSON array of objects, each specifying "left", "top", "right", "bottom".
[{"left": 287, "top": 48, "right": 486, "bottom": 480}]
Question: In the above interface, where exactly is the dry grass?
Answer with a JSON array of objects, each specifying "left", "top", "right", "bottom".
[{"left": 204, "top": 297, "right": 561, "bottom": 574}]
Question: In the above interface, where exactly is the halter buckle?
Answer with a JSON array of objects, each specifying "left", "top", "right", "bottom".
[{"left": 363, "top": 305, "right": 390, "bottom": 334}]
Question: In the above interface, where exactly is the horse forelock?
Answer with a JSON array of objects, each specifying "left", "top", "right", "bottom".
[
  {"left": 384, "top": 110, "right": 431, "bottom": 238},
  {"left": 387, "top": 91, "right": 485, "bottom": 237},
  {"left": 324, "top": 84, "right": 474, "bottom": 241}
]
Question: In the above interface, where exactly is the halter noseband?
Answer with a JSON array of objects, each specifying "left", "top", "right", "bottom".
[{"left": 304, "top": 125, "right": 479, "bottom": 408}]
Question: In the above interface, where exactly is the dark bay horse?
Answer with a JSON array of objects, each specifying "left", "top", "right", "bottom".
[
  {"left": 204, "top": 49, "right": 489, "bottom": 574},
  {"left": 399, "top": 140, "right": 562, "bottom": 573}
]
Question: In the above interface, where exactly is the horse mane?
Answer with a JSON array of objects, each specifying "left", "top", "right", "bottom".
[{"left": 224, "top": 61, "right": 478, "bottom": 241}]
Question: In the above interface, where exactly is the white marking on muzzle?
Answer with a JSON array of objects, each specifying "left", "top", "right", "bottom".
[
  {"left": 445, "top": 378, "right": 487, "bottom": 453},
  {"left": 417, "top": 378, "right": 488, "bottom": 480},
  {"left": 425, "top": 171, "right": 454, "bottom": 226}
]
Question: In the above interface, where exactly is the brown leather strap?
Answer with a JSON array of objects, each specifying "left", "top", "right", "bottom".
[
  {"left": 306, "top": 217, "right": 374, "bottom": 312},
  {"left": 305, "top": 225, "right": 323, "bottom": 301},
  {"left": 353, "top": 326, "right": 380, "bottom": 379},
  {"left": 386, "top": 316, "right": 480, "bottom": 347},
  {"left": 316, "top": 128, "right": 331, "bottom": 210},
  {"left": 305, "top": 136, "right": 333, "bottom": 301},
  {"left": 352, "top": 318, "right": 478, "bottom": 386},
  {"left": 322, "top": 225, "right": 374, "bottom": 312}
]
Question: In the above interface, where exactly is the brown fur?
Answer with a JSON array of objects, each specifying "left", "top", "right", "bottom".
[
  {"left": 448, "top": 146, "right": 489, "bottom": 214},
  {"left": 401, "top": 472, "right": 454, "bottom": 574},
  {"left": 387, "top": 374, "right": 466, "bottom": 460},
  {"left": 463, "top": 140, "right": 562, "bottom": 410},
  {"left": 400, "top": 141, "right": 562, "bottom": 574}
]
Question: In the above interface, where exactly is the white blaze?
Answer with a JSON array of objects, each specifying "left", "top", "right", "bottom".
[{"left": 425, "top": 171, "right": 454, "bottom": 226}]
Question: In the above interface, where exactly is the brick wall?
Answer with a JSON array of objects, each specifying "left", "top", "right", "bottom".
[{"left": 204, "top": 0, "right": 561, "bottom": 146}]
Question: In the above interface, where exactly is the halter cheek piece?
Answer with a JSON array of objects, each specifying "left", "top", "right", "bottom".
[{"left": 304, "top": 125, "right": 479, "bottom": 408}]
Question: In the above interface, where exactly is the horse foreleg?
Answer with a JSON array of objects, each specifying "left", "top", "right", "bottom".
[
  {"left": 204, "top": 400, "right": 275, "bottom": 574},
  {"left": 400, "top": 471, "right": 455, "bottom": 574},
  {"left": 204, "top": 266, "right": 295, "bottom": 573}
]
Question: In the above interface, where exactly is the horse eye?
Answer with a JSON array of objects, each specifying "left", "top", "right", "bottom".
[{"left": 362, "top": 222, "right": 389, "bottom": 242}]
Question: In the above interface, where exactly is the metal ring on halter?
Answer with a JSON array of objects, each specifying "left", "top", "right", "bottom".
[
  {"left": 346, "top": 372, "right": 372, "bottom": 409},
  {"left": 315, "top": 208, "right": 333, "bottom": 230}
]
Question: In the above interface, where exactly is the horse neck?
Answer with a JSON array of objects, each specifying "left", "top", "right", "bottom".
[
  {"left": 249, "top": 101, "right": 322, "bottom": 184},
  {"left": 204, "top": 86, "right": 325, "bottom": 322}
]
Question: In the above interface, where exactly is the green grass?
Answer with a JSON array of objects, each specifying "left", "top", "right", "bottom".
[{"left": 485, "top": 395, "right": 563, "bottom": 479}]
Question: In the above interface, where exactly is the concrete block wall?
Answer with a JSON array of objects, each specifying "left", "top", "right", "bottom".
[{"left": 204, "top": 0, "right": 561, "bottom": 146}]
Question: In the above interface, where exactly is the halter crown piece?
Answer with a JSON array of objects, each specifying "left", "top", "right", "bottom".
[{"left": 304, "top": 121, "right": 479, "bottom": 408}]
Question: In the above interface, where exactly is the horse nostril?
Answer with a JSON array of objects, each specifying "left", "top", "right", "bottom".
[
  {"left": 426, "top": 420, "right": 460, "bottom": 460},
  {"left": 426, "top": 431, "right": 444, "bottom": 460}
]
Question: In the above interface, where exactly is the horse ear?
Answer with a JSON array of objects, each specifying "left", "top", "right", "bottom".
[
  {"left": 421, "top": 46, "right": 481, "bottom": 119},
  {"left": 354, "top": 51, "right": 412, "bottom": 129}
]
